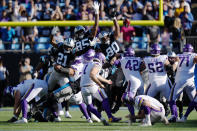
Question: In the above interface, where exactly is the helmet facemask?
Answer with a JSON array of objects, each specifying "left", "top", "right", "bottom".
[
  {"left": 101, "top": 35, "right": 110, "bottom": 45},
  {"left": 75, "top": 30, "right": 85, "bottom": 40}
]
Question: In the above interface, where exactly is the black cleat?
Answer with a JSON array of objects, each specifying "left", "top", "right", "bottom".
[
  {"left": 7, "top": 117, "right": 18, "bottom": 122},
  {"left": 101, "top": 118, "right": 109, "bottom": 126}
]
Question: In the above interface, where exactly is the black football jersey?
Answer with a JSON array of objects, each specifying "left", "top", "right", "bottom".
[
  {"left": 37, "top": 55, "right": 52, "bottom": 79},
  {"left": 74, "top": 30, "right": 94, "bottom": 56},
  {"left": 95, "top": 33, "right": 120, "bottom": 62},
  {"left": 55, "top": 43, "right": 75, "bottom": 68}
]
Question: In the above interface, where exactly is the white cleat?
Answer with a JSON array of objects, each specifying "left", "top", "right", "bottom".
[
  {"left": 65, "top": 111, "right": 72, "bottom": 118},
  {"left": 14, "top": 118, "right": 28, "bottom": 124},
  {"left": 91, "top": 113, "right": 101, "bottom": 122},
  {"left": 140, "top": 122, "right": 152, "bottom": 127},
  {"left": 87, "top": 118, "right": 93, "bottom": 123},
  {"left": 177, "top": 116, "right": 187, "bottom": 123},
  {"left": 54, "top": 117, "right": 61, "bottom": 122},
  {"left": 58, "top": 110, "right": 65, "bottom": 116}
]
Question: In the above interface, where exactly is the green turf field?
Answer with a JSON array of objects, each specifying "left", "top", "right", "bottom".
[{"left": 0, "top": 107, "right": 196, "bottom": 131}]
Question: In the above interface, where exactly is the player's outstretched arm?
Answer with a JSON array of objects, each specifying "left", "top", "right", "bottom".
[
  {"left": 113, "top": 17, "right": 120, "bottom": 40},
  {"left": 97, "top": 75, "right": 112, "bottom": 85},
  {"left": 90, "top": 1, "right": 100, "bottom": 38}
]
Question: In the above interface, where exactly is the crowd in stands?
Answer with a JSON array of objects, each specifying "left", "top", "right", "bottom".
[{"left": 0, "top": 0, "right": 194, "bottom": 53}]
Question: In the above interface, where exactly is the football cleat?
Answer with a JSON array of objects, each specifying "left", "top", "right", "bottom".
[
  {"left": 7, "top": 116, "right": 18, "bottom": 123},
  {"left": 58, "top": 110, "right": 64, "bottom": 116},
  {"left": 14, "top": 118, "right": 28, "bottom": 124},
  {"left": 109, "top": 117, "right": 122, "bottom": 122},
  {"left": 101, "top": 118, "right": 109, "bottom": 126},
  {"left": 168, "top": 115, "right": 177, "bottom": 123},
  {"left": 87, "top": 118, "right": 93, "bottom": 123},
  {"left": 91, "top": 113, "right": 101, "bottom": 122},
  {"left": 177, "top": 116, "right": 187, "bottom": 123},
  {"left": 140, "top": 122, "right": 152, "bottom": 127},
  {"left": 54, "top": 117, "right": 61, "bottom": 122},
  {"left": 65, "top": 111, "right": 72, "bottom": 118}
]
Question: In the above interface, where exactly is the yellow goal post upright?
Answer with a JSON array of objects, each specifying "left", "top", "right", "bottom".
[{"left": 0, "top": 0, "right": 164, "bottom": 27}]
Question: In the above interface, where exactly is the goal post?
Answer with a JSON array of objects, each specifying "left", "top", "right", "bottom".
[{"left": 0, "top": 0, "right": 163, "bottom": 27}]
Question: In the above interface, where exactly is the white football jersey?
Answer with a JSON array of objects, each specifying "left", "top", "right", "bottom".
[
  {"left": 175, "top": 52, "right": 197, "bottom": 82},
  {"left": 16, "top": 79, "right": 48, "bottom": 97},
  {"left": 135, "top": 95, "right": 164, "bottom": 111},
  {"left": 71, "top": 62, "right": 85, "bottom": 81},
  {"left": 80, "top": 61, "right": 102, "bottom": 87},
  {"left": 120, "top": 56, "right": 143, "bottom": 86},
  {"left": 144, "top": 55, "right": 168, "bottom": 83}
]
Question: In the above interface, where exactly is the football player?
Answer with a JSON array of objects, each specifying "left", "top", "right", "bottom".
[
  {"left": 80, "top": 52, "right": 121, "bottom": 125},
  {"left": 169, "top": 44, "right": 197, "bottom": 122},
  {"left": 96, "top": 15, "right": 122, "bottom": 113},
  {"left": 177, "top": 64, "right": 197, "bottom": 122},
  {"left": 69, "top": 49, "right": 99, "bottom": 123},
  {"left": 167, "top": 51, "right": 184, "bottom": 118},
  {"left": 6, "top": 79, "right": 48, "bottom": 123},
  {"left": 97, "top": 15, "right": 120, "bottom": 65},
  {"left": 114, "top": 47, "right": 144, "bottom": 120},
  {"left": 142, "top": 44, "right": 173, "bottom": 115},
  {"left": 73, "top": 1, "right": 100, "bottom": 56},
  {"left": 130, "top": 95, "right": 169, "bottom": 126}
]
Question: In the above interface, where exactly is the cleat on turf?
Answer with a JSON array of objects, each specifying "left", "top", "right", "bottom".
[
  {"left": 109, "top": 117, "right": 122, "bottom": 122},
  {"left": 177, "top": 116, "right": 187, "bottom": 123},
  {"left": 14, "top": 118, "right": 28, "bottom": 124},
  {"left": 101, "top": 118, "right": 109, "bottom": 126},
  {"left": 168, "top": 115, "right": 177, "bottom": 123},
  {"left": 54, "top": 117, "right": 61, "bottom": 122},
  {"left": 65, "top": 112, "right": 72, "bottom": 118},
  {"left": 7, "top": 117, "right": 18, "bottom": 123},
  {"left": 87, "top": 118, "right": 93, "bottom": 123}
]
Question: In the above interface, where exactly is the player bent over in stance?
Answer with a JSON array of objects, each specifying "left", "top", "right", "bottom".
[
  {"left": 114, "top": 47, "right": 144, "bottom": 121},
  {"left": 169, "top": 44, "right": 197, "bottom": 122},
  {"left": 6, "top": 79, "right": 48, "bottom": 123},
  {"left": 80, "top": 52, "right": 121, "bottom": 125},
  {"left": 131, "top": 95, "right": 169, "bottom": 126}
]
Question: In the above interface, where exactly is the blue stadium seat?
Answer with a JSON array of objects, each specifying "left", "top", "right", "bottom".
[
  {"left": 59, "top": 3, "right": 65, "bottom": 7},
  {"left": 45, "top": 43, "right": 52, "bottom": 49},
  {"left": 34, "top": 43, "right": 46, "bottom": 51},
  {"left": 0, "top": 43, "right": 5, "bottom": 50},
  {"left": 38, "top": 37, "right": 50, "bottom": 43},
  {"left": 11, "top": 38, "right": 20, "bottom": 50},
  {"left": 132, "top": 37, "right": 143, "bottom": 49},
  {"left": 25, "top": 44, "right": 31, "bottom": 50}
]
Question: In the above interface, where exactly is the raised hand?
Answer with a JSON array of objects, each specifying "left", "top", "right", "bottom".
[
  {"left": 89, "top": 37, "right": 97, "bottom": 46},
  {"left": 92, "top": 1, "right": 100, "bottom": 14}
]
